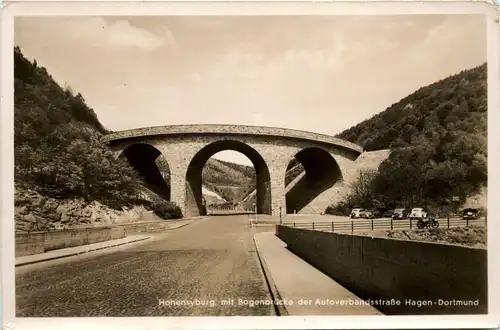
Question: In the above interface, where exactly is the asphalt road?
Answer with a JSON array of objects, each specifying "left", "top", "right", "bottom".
[{"left": 16, "top": 215, "right": 275, "bottom": 317}]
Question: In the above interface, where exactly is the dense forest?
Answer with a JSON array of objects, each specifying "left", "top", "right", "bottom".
[
  {"left": 14, "top": 46, "right": 182, "bottom": 221},
  {"left": 327, "top": 63, "right": 488, "bottom": 214}
]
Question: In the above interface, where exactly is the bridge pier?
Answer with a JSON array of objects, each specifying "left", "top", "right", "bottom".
[
  {"left": 268, "top": 163, "right": 288, "bottom": 217},
  {"left": 170, "top": 167, "right": 188, "bottom": 217}
]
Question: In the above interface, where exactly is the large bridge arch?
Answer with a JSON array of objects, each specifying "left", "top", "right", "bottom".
[
  {"left": 285, "top": 147, "right": 343, "bottom": 214},
  {"left": 185, "top": 140, "right": 271, "bottom": 217},
  {"left": 119, "top": 143, "right": 171, "bottom": 201}
]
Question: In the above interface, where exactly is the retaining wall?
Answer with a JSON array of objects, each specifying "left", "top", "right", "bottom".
[
  {"left": 275, "top": 225, "right": 488, "bottom": 315},
  {"left": 15, "top": 218, "right": 183, "bottom": 257},
  {"left": 16, "top": 227, "right": 125, "bottom": 257},
  {"left": 116, "top": 220, "right": 181, "bottom": 234}
]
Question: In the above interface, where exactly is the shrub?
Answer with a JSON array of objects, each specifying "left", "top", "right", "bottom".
[
  {"left": 325, "top": 202, "right": 350, "bottom": 216},
  {"left": 151, "top": 201, "right": 183, "bottom": 220}
]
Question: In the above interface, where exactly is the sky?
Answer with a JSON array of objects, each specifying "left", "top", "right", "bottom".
[{"left": 14, "top": 15, "right": 486, "bottom": 166}]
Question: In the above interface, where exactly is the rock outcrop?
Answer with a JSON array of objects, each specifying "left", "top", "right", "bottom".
[{"left": 15, "top": 188, "right": 150, "bottom": 232}]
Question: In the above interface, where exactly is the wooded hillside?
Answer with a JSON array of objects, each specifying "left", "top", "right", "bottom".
[
  {"left": 329, "top": 63, "right": 488, "bottom": 214},
  {"left": 337, "top": 64, "right": 487, "bottom": 151},
  {"left": 14, "top": 46, "right": 254, "bottom": 227},
  {"left": 14, "top": 46, "right": 183, "bottom": 227},
  {"left": 15, "top": 46, "right": 140, "bottom": 207}
]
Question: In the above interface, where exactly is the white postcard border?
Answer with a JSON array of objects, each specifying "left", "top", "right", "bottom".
[{"left": 1, "top": 1, "right": 499, "bottom": 329}]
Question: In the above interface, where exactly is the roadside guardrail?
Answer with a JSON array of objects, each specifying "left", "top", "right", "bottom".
[{"left": 280, "top": 216, "right": 486, "bottom": 234}]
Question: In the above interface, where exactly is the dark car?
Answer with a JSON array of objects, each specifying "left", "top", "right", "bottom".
[
  {"left": 382, "top": 210, "right": 394, "bottom": 218},
  {"left": 463, "top": 208, "right": 480, "bottom": 220},
  {"left": 362, "top": 209, "right": 380, "bottom": 219},
  {"left": 392, "top": 208, "right": 409, "bottom": 220}
]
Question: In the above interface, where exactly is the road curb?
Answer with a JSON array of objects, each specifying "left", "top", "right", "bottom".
[
  {"left": 166, "top": 222, "right": 191, "bottom": 230},
  {"left": 15, "top": 236, "right": 151, "bottom": 267},
  {"left": 253, "top": 235, "right": 289, "bottom": 316}
]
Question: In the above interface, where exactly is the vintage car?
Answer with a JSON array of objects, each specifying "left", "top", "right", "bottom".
[
  {"left": 410, "top": 208, "right": 428, "bottom": 220},
  {"left": 350, "top": 208, "right": 364, "bottom": 219},
  {"left": 463, "top": 208, "right": 480, "bottom": 220},
  {"left": 382, "top": 210, "right": 394, "bottom": 218},
  {"left": 361, "top": 209, "right": 381, "bottom": 219},
  {"left": 392, "top": 208, "right": 409, "bottom": 220}
]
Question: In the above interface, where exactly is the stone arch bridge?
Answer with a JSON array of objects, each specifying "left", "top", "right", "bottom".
[{"left": 102, "top": 125, "right": 387, "bottom": 218}]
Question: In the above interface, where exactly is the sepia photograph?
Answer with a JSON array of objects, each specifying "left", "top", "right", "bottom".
[{"left": 3, "top": 8, "right": 498, "bottom": 327}]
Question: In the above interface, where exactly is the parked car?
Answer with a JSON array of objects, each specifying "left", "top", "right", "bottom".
[
  {"left": 361, "top": 209, "right": 372, "bottom": 219},
  {"left": 350, "top": 208, "right": 364, "bottom": 219},
  {"left": 362, "top": 209, "right": 381, "bottom": 219},
  {"left": 463, "top": 208, "right": 480, "bottom": 220},
  {"left": 410, "top": 208, "right": 428, "bottom": 220},
  {"left": 382, "top": 210, "right": 394, "bottom": 218},
  {"left": 392, "top": 208, "right": 409, "bottom": 220}
]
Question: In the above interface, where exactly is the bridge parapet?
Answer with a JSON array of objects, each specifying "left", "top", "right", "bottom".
[{"left": 102, "top": 124, "right": 363, "bottom": 154}]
